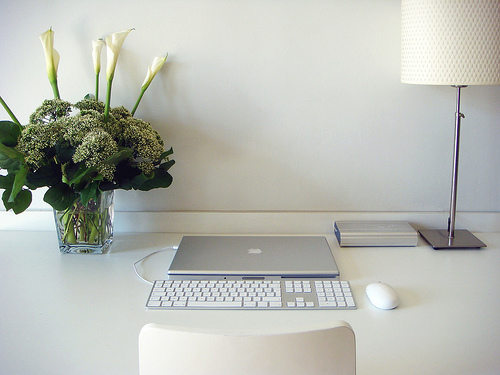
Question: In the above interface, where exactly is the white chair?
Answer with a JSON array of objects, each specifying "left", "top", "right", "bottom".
[{"left": 138, "top": 321, "right": 355, "bottom": 375}]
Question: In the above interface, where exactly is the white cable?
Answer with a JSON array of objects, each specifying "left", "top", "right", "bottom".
[{"left": 133, "top": 247, "right": 177, "bottom": 284}]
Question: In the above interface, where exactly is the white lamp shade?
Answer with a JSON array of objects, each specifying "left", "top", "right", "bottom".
[{"left": 401, "top": 0, "right": 500, "bottom": 85}]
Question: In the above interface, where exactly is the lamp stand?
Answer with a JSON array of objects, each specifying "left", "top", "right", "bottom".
[{"left": 419, "top": 86, "right": 487, "bottom": 249}]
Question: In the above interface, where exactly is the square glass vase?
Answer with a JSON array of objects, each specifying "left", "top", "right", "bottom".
[{"left": 53, "top": 190, "right": 114, "bottom": 254}]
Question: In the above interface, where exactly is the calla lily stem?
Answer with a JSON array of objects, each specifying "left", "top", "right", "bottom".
[
  {"left": 0, "top": 95, "right": 22, "bottom": 128},
  {"left": 95, "top": 74, "right": 100, "bottom": 101},
  {"left": 51, "top": 81, "right": 60, "bottom": 99},
  {"left": 131, "top": 87, "right": 146, "bottom": 116},
  {"left": 104, "top": 80, "right": 113, "bottom": 121}
]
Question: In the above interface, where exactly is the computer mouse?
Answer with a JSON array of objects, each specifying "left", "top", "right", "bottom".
[{"left": 366, "top": 282, "right": 399, "bottom": 310}]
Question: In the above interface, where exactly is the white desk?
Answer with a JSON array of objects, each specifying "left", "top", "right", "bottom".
[{"left": 1, "top": 230, "right": 500, "bottom": 375}]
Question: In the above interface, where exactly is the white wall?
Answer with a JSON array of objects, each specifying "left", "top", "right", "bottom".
[{"left": 1, "top": 0, "right": 499, "bottom": 214}]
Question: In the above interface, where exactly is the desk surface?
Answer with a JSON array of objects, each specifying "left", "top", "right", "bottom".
[{"left": 1, "top": 230, "right": 500, "bottom": 375}]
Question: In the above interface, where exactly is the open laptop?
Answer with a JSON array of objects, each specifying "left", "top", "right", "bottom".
[{"left": 167, "top": 235, "right": 340, "bottom": 279}]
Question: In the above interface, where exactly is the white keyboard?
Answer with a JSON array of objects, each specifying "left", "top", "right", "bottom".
[{"left": 146, "top": 278, "right": 356, "bottom": 310}]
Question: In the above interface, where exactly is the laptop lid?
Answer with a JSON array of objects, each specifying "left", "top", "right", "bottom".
[{"left": 167, "top": 236, "right": 340, "bottom": 278}]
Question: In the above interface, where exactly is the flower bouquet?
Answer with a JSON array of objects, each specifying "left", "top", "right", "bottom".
[{"left": 0, "top": 28, "right": 174, "bottom": 253}]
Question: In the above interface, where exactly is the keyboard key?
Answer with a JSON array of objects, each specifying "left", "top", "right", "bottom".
[
  {"left": 262, "top": 296, "right": 282, "bottom": 302},
  {"left": 187, "top": 301, "right": 243, "bottom": 308}
]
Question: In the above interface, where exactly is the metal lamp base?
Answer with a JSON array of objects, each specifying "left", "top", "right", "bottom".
[{"left": 419, "top": 229, "right": 486, "bottom": 250}]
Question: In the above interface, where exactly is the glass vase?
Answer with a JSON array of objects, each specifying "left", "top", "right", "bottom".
[{"left": 53, "top": 190, "right": 114, "bottom": 254}]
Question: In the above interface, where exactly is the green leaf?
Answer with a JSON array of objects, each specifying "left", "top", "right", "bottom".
[
  {"left": 66, "top": 163, "right": 97, "bottom": 186},
  {"left": 1, "top": 185, "right": 32, "bottom": 214},
  {"left": 0, "top": 152, "right": 21, "bottom": 171},
  {"left": 107, "top": 162, "right": 141, "bottom": 190},
  {"left": 99, "top": 181, "right": 119, "bottom": 191},
  {"left": 0, "top": 169, "right": 33, "bottom": 213},
  {"left": 80, "top": 180, "right": 100, "bottom": 205},
  {"left": 0, "top": 173, "right": 15, "bottom": 195},
  {"left": 0, "top": 141, "right": 24, "bottom": 161},
  {"left": 2, "top": 189, "right": 11, "bottom": 208},
  {"left": 104, "top": 147, "right": 133, "bottom": 166},
  {"left": 129, "top": 172, "right": 149, "bottom": 188},
  {"left": 0, "top": 174, "right": 11, "bottom": 190},
  {"left": 25, "top": 164, "right": 60, "bottom": 188},
  {"left": 159, "top": 159, "right": 175, "bottom": 171},
  {"left": 0, "top": 120, "right": 21, "bottom": 147},
  {"left": 8, "top": 164, "right": 28, "bottom": 203},
  {"left": 55, "top": 144, "right": 76, "bottom": 164},
  {"left": 159, "top": 147, "right": 173, "bottom": 162},
  {"left": 43, "top": 184, "right": 78, "bottom": 211},
  {"left": 10, "top": 189, "right": 32, "bottom": 214},
  {"left": 137, "top": 169, "right": 173, "bottom": 191}
]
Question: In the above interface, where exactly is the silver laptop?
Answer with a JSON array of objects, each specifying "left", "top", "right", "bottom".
[{"left": 167, "top": 236, "right": 340, "bottom": 279}]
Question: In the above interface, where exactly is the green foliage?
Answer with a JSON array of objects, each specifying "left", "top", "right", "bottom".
[
  {"left": 43, "top": 183, "right": 78, "bottom": 211},
  {"left": 0, "top": 98, "right": 175, "bottom": 214},
  {"left": 0, "top": 152, "right": 21, "bottom": 171},
  {"left": 0, "top": 173, "right": 32, "bottom": 214},
  {"left": 0, "top": 120, "right": 21, "bottom": 147},
  {"left": 0, "top": 121, "right": 23, "bottom": 163}
]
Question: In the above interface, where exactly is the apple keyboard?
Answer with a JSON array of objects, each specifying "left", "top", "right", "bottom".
[{"left": 146, "top": 278, "right": 356, "bottom": 310}]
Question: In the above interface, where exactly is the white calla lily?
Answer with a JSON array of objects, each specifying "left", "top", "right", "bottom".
[
  {"left": 92, "top": 39, "right": 105, "bottom": 100},
  {"left": 141, "top": 55, "right": 167, "bottom": 89},
  {"left": 92, "top": 39, "right": 105, "bottom": 75},
  {"left": 131, "top": 54, "right": 167, "bottom": 116},
  {"left": 105, "top": 28, "right": 133, "bottom": 81},
  {"left": 39, "top": 28, "right": 60, "bottom": 98},
  {"left": 103, "top": 28, "right": 134, "bottom": 121}
]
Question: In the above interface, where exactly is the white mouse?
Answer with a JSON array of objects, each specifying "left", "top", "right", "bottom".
[{"left": 366, "top": 282, "right": 399, "bottom": 310}]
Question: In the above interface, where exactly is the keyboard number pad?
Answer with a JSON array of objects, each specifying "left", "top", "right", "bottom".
[{"left": 314, "top": 280, "right": 355, "bottom": 308}]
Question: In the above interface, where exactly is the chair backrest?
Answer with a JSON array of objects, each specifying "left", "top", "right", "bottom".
[{"left": 138, "top": 321, "right": 355, "bottom": 375}]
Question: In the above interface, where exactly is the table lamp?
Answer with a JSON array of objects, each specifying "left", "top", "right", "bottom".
[{"left": 401, "top": 0, "right": 500, "bottom": 249}]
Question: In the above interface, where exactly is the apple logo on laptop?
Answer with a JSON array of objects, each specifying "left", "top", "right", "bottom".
[{"left": 247, "top": 248, "right": 262, "bottom": 255}]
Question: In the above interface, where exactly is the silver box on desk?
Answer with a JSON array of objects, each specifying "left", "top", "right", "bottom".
[{"left": 334, "top": 221, "right": 418, "bottom": 247}]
